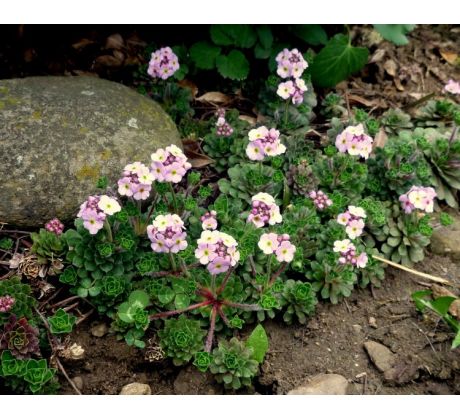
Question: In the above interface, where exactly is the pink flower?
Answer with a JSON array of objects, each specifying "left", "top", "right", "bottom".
[
  {"left": 148, "top": 46, "right": 180, "bottom": 80},
  {"left": 208, "top": 257, "right": 231, "bottom": 275},
  {"left": 246, "top": 126, "right": 285, "bottom": 161},
  {"left": 356, "top": 252, "right": 368, "bottom": 268},
  {"left": 335, "top": 125, "right": 373, "bottom": 159},
  {"left": 151, "top": 145, "right": 191, "bottom": 184},
  {"left": 275, "top": 241, "right": 296, "bottom": 263},
  {"left": 444, "top": 79, "right": 460, "bottom": 95},
  {"left": 337, "top": 212, "right": 351, "bottom": 226},
  {"left": 346, "top": 219, "right": 364, "bottom": 240},
  {"left": 201, "top": 211, "right": 218, "bottom": 230},
  {"left": 0, "top": 295, "right": 15, "bottom": 313},
  {"left": 400, "top": 186, "right": 437, "bottom": 214},
  {"left": 246, "top": 140, "right": 265, "bottom": 161},
  {"left": 82, "top": 209, "right": 105, "bottom": 235},
  {"left": 275, "top": 48, "right": 308, "bottom": 79},
  {"left": 309, "top": 190, "right": 332, "bottom": 210},
  {"left": 133, "top": 184, "right": 151, "bottom": 201},
  {"left": 147, "top": 213, "right": 187, "bottom": 254},
  {"left": 195, "top": 243, "right": 217, "bottom": 265},
  {"left": 258, "top": 233, "right": 280, "bottom": 254},
  {"left": 45, "top": 218, "right": 64, "bottom": 235}
]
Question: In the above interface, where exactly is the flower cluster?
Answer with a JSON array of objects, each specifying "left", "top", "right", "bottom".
[
  {"left": 399, "top": 186, "right": 437, "bottom": 214},
  {"left": 258, "top": 233, "right": 296, "bottom": 263},
  {"left": 147, "top": 46, "right": 180, "bottom": 80},
  {"left": 444, "top": 79, "right": 460, "bottom": 95},
  {"left": 246, "top": 126, "right": 286, "bottom": 161},
  {"left": 195, "top": 230, "right": 240, "bottom": 274},
  {"left": 0, "top": 295, "right": 15, "bottom": 313},
  {"left": 277, "top": 78, "right": 308, "bottom": 105},
  {"left": 335, "top": 124, "right": 374, "bottom": 159},
  {"left": 45, "top": 218, "right": 64, "bottom": 235},
  {"left": 276, "top": 48, "right": 308, "bottom": 79},
  {"left": 77, "top": 195, "right": 121, "bottom": 234},
  {"left": 337, "top": 206, "right": 367, "bottom": 240},
  {"left": 201, "top": 211, "right": 218, "bottom": 230},
  {"left": 215, "top": 109, "right": 233, "bottom": 137},
  {"left": 147, "top": 214, "right": 187, "bottom": 254},
  {"left": 308, "top": 190, "right": 333, "bottom": 210},
  {"left": 118, "top": 162, "right": 154, "bottom": 200},
  {"left": 247, "top": 193, "right": 282, "bottom": 228},
  {"left": 333, "top": 239, "right": 368, "bottom": 268},
  {"left": 151, "top": 145, "right": 192, "bottom": 183},
  {"left": 275, "top": 48, "right": 308, "bottom": 105}
]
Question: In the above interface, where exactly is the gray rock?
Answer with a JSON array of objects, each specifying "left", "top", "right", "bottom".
[
  {"left": 119, "top": 382, "right": 152, "bottom": 395},
  {"left": 71, "top": 376, "right": 84, "bottom": 391},
  {"left": 431, "top": 215, "right": 460, "bottom": 261},
  {"left": 0, "top": 76, "right": 181, "bottom": 227},
  {"left": 364, "top": 341, "right": 396, "bottom": 372},
  {"left": 287, "top": 374, "right": 349, "bottom": 395},
  {"left": 90, "top": 322, "right": 108, "bottom": 338}
]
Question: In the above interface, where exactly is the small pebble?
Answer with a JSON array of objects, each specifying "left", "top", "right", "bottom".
[{"left": 368, "top": 317, "right": 378, "bottom": 328}]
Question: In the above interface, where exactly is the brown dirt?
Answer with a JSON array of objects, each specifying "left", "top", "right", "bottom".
[{"left": 59, "top": 252, "right": 460, "bottom": 395}]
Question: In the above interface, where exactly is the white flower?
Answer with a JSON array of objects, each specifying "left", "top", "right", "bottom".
[
  {"left": 197, "top": 230, "right": 220, "bottom": 245},
  {"left": 252, "top": 192, "right": 276, "bottom": 205},
  {"left": 333, "top": 239, "right": 352, "bottom": 253},
  {"left": 219, "top": 232, "right": 237, "bottom": 247},
  {"left": 152, "top": 215, "right": 169, "bottom": 231},
  {"left": 348, "top": 206, "right": 366, "bottom": 219},
  {"left": 98, "top": 195, "right": 121, "bottom": 215},
  {"left": 167, "top": 144, "right": 184, "bottom": 157},
  {"left": 258, "top": 233, "right": 279, "bottom": 255},
  {"left": 151, "top": 148, "right": 166, "bottom": 162},
  {"left": 248, "top": 126, "right": 268, "bottom": 141}
]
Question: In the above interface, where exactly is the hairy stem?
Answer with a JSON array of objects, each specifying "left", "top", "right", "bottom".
[
  {"left": 217, "top": 306, "right": 231, "bottom": 327},
  {"left": 169, "top": 182, "right": 178, "bottom": 213},
  {"left": 216, "top": 266, "right": 235, "bottom": 295},
  {"left": 150, "top": 300, "right": 212, "bottom": 320},
  {"left": 205, "top": 305, "right": 218, "bottom": 352},
  {"left": 103, "top": 219, "right": 113, "bottom": 243},
  {"left": 267, "top": 262, "right": 287, "bottom": 288},
  {"left": 169, "top": 253, "right": 177, "bottom": 272},
  {"left": 222, "top": 300, "right": 261, "bottom": 312}
]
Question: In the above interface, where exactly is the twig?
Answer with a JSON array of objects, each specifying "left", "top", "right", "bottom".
[
  {"left": 205, "top": 305, "right": 217, "bottom": 352},
  {"left": 76, "top": 309, "right": 94, "bottom": 325},
  {"left": 371, "top": 255, "right": 451, "bottom": 285},
  {"left": 150, "top": 300, "right": 211, "bottom": 320},
  {"left": 403, "top": 92, "right": 435, "bottom": 110},
  {"left": 49, "top": 295, "right": 79, "bottom": 309},
  {"left": 54, "top": 357, "right": 82, "bottom": 395}
]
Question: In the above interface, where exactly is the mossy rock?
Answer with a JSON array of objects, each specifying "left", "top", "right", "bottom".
[{"left": 0, "top": 76, "right": 181, "bottom": 227}]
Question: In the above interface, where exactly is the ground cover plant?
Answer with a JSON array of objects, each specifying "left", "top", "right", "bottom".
[{"left": 1, "top": 24, "right": 460, "bottom": 394}]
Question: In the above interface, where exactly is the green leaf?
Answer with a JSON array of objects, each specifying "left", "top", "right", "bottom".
[
  {"left": 158, "top": 286, "right": 175, "bottom": 305},
  {"left": 246, "top": 324, "right": 269, "bottom": 363},
  {"left": 77, "top": 287, "right": 88, "bottom": 298},
  {"left": 256, "top": 25, "right": 273, "bottom": 50},
  {"left": 290, "top": 24, "right": 328, "bottom": 46},
  {"left": 373, "top": 24, "right": 415, "bottom": 46},
  {"left": 174, "top": 293, "right": 190, "bottom": 310},
  {"left": 210, "top": 25, "right": 257, "bottom": 49},
  {"left": 190, "top": 41, "right": 221, "bottom": 70},
  {"left": 129, "top": 290, "right": 150, "bottom": 307},
  {"left": 412, "top": 290, "right": 432, "bottom": 312},
  {"left": 310, "top": 34, "right": 368, "bottom": 88},
  {"left": 430, "top": 296, "right": 456, "bottom": 317},
  {"left": 254, "top": 43, "right": 272, "bottom": 59},
  {"left": 118, "top": 302, "right": 135, "bottom": 323},
  {"left": 452, "top": 330, "right": 460, "bottom": 349},
  {"left": 216, "top": 50, "right": 250, "bottom": 80}
]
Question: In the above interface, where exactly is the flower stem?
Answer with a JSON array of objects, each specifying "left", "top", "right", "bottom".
[
  {"left": 267, "top": 262, "right": 287, "bottom": 288},
  {"left": 169, "top": 253, "right": 177, "bottom": 271},
  {"left": 216, "top": 266, "right": 235, "bottom": 295},
  {"left": 222, "top": 300, "right": 261, "bottom": 312},
  {"left": 284, "top": 99, "right": 289, "bottom": 127},
  {"left": 178, "top": 256, "right": 191, "bottom": 278},
  {"left": 103, "top": 219, "right": 113, "bottom": 243},
  {"left": 169, "top": 182, "right": 178, "bottom": 213},
  {"left": 204, "top": 305, "right": 218, "bottom": 352},
  {"left": 150, "top": 300, "right": 212, "bottom": 320},
  {"left": 266, "top": 254, "right": 273, "bottom": 285}
]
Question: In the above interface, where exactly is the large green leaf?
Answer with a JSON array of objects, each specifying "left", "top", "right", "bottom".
[
  {"left": 129, "top": 290, "right": 150, "bottom": 307},
  {"left": 216, "top": 50, "right": 250, "bottom": 80},
  {"left": 256, "top": 25, "right": 273, "bottom": 49},
  {"left": 190, "top": 41, "right": 221, "bottom": 70},
  {"left": 290, "top": 24, "right": 328, "bottom": 46},
  {"left": 246, "top": 324, "right": 269, "bottom": 363},
  {"left": 310, "top": 34, "right": 368, "bottom": 88},
  {"left": 210, "top": 24, "right": 257, "bottom": 49},
  {"left": 373, "top": 24, "right": 416, "bottom": 46}
]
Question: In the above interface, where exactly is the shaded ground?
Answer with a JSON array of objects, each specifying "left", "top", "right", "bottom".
[{"left": 60, "top": 253, "right": 460, "bottom": 395}]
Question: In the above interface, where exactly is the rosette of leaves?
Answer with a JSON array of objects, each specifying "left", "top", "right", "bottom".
[
  {"left": 193, "top": 351, "right": 213, "bottom": 373},
  {"left": 30, "top": 228, "right": 66, "bottom": 264},
  {"left": 286, "top": 158, "right": 319, "bottom": 197},
  {"left": 23, "top": 359, "right": 57, "bottom": 393},
  {"left": 0, "top": 277, "right": 36, "bottom": 326},
  {"left": 320, "top": 92, "right": 347, "bottom": 118},
  {"left": 312, "top": 153, "right": 368, "bottom": 201},
  {"left": 357, "top": 197, "right": 387, "bottom": 229},
  {"left": 368, "top": 202, "right": 431, "bottom": 266},
  {"left": 358, "top": 249, "right": 385, "bottom": 288},
  {"left": 47, "top": 308, "right": 76, "bottom": 334},
  {"left": 0, "top": 315, "right": 40, "bottom": 359},
  {"left": 117, "top": 290, "right": 151, "bottom": 348},
  {"left": 280, "top": 280, "right": 317, "bottom": 324},
  {"left": 218, "top": 163, "right": 283, "bottom": 203},
  {"left": 158, "top": 315, "right": 206, "bottom": 366},
  {"left": 367, "top": 130, "right": 432, "bottom": 196},
  {"left": 415, "top": 127, "right": 460, "bottom": 207},
  {"left": 415, "top": 100, "right": 459, "bottom": 128},
  {"left": 209, "top": 337, "right": 259, "bottom": 390},
  {"left": 148, "top": 276, "right": 198, "bottom": 312},
  {"left": 380, "top": 108, "right": 413, "bottom": 134},
  {"left": 0, "top": 237, "right": 14, "bottom": 250}
]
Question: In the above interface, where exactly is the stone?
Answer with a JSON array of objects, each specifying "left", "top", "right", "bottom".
[
  {"left": 71, "top": 376, "right": 84, "bottom": 391},
  {"left": 368, "top": 316, "right": 378, "bottom": 328},
  {"left": 430, "top": 215, "right": 460, "bottom": 262},
  {"left": 90, "top": 322, "right": 108, "bottom": 338},
  {"left": 119, "top": 382, "right": 152, "bottom": 395},
  {"left": 0, "top": 76, "right": 181, "bottom": 227},
  {"left": 364, "top": 341, "right": 396, "bottom": 373},
  {"left": 287, "top": 373, "right": 349, "bottom": 395}
]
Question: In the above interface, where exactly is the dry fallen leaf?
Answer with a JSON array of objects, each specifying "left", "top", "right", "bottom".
[
  {"left": 72, "top": 38, "right": 96, "bottom": 50},
  {"left": 238, "top": 115, "right": 257, "bottom": 125},
  {"left": 95, "top": 54, "right": 124, "bottom": 68},
  {"left": 348, "top": 94, "right": 379, "bottom": 108},
  {"left": 372, "top": 127, "right": 388, "bottom": 151},
  {"left": 178, "top": 79, "right": 199, "bottom": 99},
  {"left": 182, "top": 139, "right": 214, "bottom": 168},
  {"left": 383, "top": 59, "right": 398, "bottom": 77},
  {"left": 394, "top": 78, "right": 405, "bottom": 92},
  {"left": 370, "top": 48, "right": 386, "bottom": 64},
  {"left": 105, "top": 33, "right": 125, "bottom": 50},
  {"left": 440, "top": 50, "right": 458, "bottom": 65},
  {"left": 196, "top": 91, "right": 231, "bottom": 104}
]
